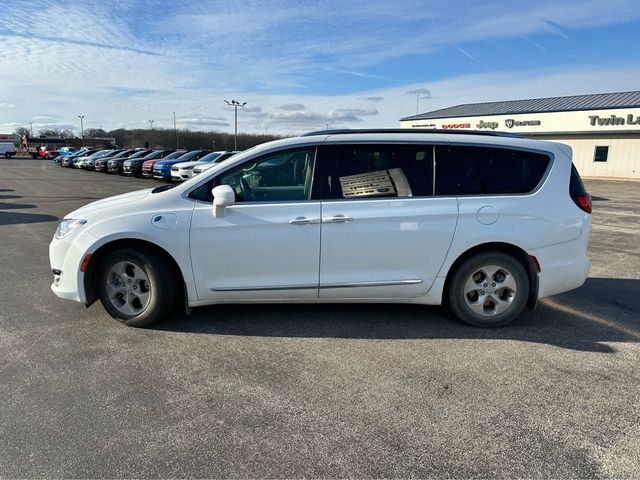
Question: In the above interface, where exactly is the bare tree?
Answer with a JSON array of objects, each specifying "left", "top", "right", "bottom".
[
  {"left": 14, "top": 126, "right": 29, "bottom": 137},
  {"left": 85, "top": 128, "right": 108, "bottom": 137},
  {"left": 37, "top": 128, "right": 62, "bottom": 137}
]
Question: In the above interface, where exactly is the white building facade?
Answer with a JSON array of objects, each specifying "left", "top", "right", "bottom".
[{"left": 400, "top": 91, "right": 640, "bottom": 179}]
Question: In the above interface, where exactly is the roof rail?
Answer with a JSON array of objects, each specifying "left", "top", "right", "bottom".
[{"left": 301, "top": 128, "right": 522, "bottom": 138}]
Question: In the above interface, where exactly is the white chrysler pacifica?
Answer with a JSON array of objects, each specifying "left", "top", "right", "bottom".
[{"left": 49, "top": 130, "right": 592, "bottom": 328}]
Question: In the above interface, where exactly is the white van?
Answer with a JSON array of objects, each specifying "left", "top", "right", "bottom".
[
  {"left": 49, "top": 129, "right": 592, "bottom": 328},
  {"left": 0, "top": 142, "right": 16, "bottom": 158}
]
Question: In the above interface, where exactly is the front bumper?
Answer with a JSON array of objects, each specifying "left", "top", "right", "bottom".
[
  {"left": 49, "top": 230, "right": 98, "bottom": 304},
  {"left": 171, "top": 168, "right": 191, "bottom": 181},
  {"left": 153, "top": 169, "right": 171, "bottom": 179}
]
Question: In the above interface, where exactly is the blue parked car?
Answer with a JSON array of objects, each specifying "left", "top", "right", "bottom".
[
  {"left": 57, "top": 147, "right": 79, "bottom": 156},
  {"left": 152, "top": 150, "right": 210, "bottom": 180}
]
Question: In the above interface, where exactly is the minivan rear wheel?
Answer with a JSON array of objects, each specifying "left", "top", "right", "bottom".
[
  {"left": 448, "top": 252, "right": 529, "bottom": 327},
  {"left": 98, "top": 248, "right": 176, "bottom": 327}
]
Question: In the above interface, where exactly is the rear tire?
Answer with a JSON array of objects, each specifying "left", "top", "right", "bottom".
[
  {"left": 98, "top": 248, "right": 177, "bottom": 327},
  {"left": 448, "top": 251, "right": 529, "bottom": 327}
]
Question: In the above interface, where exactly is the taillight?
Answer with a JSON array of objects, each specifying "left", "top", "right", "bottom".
[{"left": 576, "top": 194, "right": 592, "bottom": 214}]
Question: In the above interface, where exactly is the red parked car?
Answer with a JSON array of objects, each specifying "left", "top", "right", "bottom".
[
  {"left": 142, "top": 150, "right": 186, "bottom": 178},
  {"left": 36, "top": 146, "right": 59, "bottom": 159}
]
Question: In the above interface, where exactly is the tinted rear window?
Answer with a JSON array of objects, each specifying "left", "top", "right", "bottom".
[
  {"left": 569, "top": 164, "right": 588, "bottom": 196},
  {"left": 435, "top": 146, "right": 550, "bottom": 195}
]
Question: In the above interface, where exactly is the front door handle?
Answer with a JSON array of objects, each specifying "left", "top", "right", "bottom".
[
  {"left": 289, "top": 216, "right": 320, "bottom": 225},
  {"left": 322, "top": 215, "right": 353, "bottom": 224}
]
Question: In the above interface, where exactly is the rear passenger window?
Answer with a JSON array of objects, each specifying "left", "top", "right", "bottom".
[
  {"left": 314, "top": 144, "right": 434, "bottom": 199},
  {"left": 435, "top": 146, "right": 550, "bottom": 195}
]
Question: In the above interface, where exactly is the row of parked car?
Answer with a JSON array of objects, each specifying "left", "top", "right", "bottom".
[{"left": 52, "top": 147, "right": 240, "bottom": 181}]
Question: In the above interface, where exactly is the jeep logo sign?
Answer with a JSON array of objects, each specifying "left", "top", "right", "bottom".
[{"left": 476, "top": 120, "right": 499, "bottom": 130}]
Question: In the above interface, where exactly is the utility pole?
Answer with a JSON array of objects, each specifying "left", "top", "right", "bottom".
[
  {"left": 173, "top": 112, "right": 178, "bottom": 148},
  {"left": 78, "top": 115, "right": 85, "bottom": 144},
  {"left": 224, "top": 99, "right": 246, "bottom": 150}
]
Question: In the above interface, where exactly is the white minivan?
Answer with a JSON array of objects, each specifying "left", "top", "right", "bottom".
[
  {"left": 49, "top": 130, "right": 592, "bottom": 328},
  {"left": 0, "top": 142, "right": 16, "bottom": 158}
]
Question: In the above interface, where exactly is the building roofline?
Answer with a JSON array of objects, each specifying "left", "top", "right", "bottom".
[{"left": 400, "top": 90, "right": 640, "bottom": 121}]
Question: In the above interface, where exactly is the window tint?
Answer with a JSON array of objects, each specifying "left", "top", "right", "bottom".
[
  {"left": 314, "top": 144, "right": 434, "bottom": 200},
  {"left": 435, "top": 146, "right": 550, "bottom": 195},
  {"left": 569, "top": 164, "right": 588, "bottom": 197},
  {"left": 189, "top": 148, "right": 316, "bottom": 203},
  {"left": 594, "top": 146, "right": 608, "bottom": 162}
]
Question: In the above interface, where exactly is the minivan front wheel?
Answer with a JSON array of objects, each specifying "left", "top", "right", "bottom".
[
  {"left": 98, "top": 249, "right": 176, "bottom": 327},
  {"left": 448, "top": 252, "right": 529, "bottom": 327}
]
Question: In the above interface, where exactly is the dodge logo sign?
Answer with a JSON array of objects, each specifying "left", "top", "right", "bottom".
[{"left": 505, "top": 119, "right": 515, "bottom": 128}]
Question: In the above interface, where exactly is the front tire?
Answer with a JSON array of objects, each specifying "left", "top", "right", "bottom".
[
  {"left": 448, "top": 251, "right": 529, "bottom": 327},
  {"left": 98, "top": 249, "right": 177, "bottom": 327}
]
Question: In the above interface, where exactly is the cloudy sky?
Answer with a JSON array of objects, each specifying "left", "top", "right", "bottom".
[{"left": 1, "top": 0, "right": 640, "bottom": 136}]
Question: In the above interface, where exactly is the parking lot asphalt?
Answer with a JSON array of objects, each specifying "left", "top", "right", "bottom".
[{"left": 1, "top": 158, "right": 639, "bottom": 478}]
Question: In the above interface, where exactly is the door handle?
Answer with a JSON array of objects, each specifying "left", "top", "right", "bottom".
[
  {"left": 289, "top": 216, "right": 320, "bottom": 225},
  {"left": 322, "top": 215, "right": 353, "bottom": 224}
]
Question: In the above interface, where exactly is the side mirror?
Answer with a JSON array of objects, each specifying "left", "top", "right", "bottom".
[{"left": 212, "top": 185, "right": 235, "bottom": 218}]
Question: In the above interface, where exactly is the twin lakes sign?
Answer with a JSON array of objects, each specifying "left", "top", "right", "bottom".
[{"left": 589, "top": 113, "right": 640, "bottom": 126}]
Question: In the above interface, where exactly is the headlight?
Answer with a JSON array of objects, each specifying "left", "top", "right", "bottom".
[{"left": 55, "top": 219, "right": 87, "bottom": 239}]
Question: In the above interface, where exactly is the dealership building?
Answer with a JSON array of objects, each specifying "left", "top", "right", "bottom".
[{"left": 400, "top": 91, "right": 640, "bottom": 179}]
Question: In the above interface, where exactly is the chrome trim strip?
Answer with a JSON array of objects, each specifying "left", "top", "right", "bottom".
[
  {"left": 210, "top": 279, "right": 422, "bottom": 292},
  {"left": 211, "top": 284, "right": 317, "bottom": 292},
  {"left": 320, "top": 279, "right": 422, "bottom": 288}
]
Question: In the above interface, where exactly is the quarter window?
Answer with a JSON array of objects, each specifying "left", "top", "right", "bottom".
[
  {"left": 313, "top": 144, "right": 434, "bottom": 199},
  {"left": 594, "top": 146, "right": 608, "bottom": 162},
  {"left": 435, "top": 146, "right": 550, "bottom": 195}
]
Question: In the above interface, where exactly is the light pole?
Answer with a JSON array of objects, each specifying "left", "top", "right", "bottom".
[
  {"left": 78, "top": 115, "right": 85, "bottom": 144},
  {"left": 224, "top": 99, "right": 246, "bottom": 150},
  {"left": 173, "top": 112, "right": 178, "bottom": 148},
  {"left": 415, "top": 93, "right": 430, "bottom": 114},
  {"left": 148, "top": 119, "right": 154, "bottom": 129},
  {"left": 29, "top": 122, "right": 33, "bottom": 136}
]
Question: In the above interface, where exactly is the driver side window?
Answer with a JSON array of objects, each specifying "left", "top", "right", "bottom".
[{"left": 216, "top": 148, "right": 316, "bottom": 203}]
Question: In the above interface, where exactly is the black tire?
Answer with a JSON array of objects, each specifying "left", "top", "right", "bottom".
[
  {"left": 98, "top": 248, "right": 177, "bottom": 327},
  {"left": 448, "top": 251, "right": 529, "bottom": 327}
]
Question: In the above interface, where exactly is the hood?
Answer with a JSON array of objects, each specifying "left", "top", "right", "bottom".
[
  {"left": 175, "top": 160, "right": 207, "bottom": 169},
  {"left": 66, "top": 188, "right": 154, "bottom": 219}
]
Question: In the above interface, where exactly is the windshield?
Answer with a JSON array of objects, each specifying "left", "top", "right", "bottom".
[
  {"left": 162, "top": 150, "right": 186, "bottom": 160},
  {"left": 91, "top": 150, "right": 113, "bottom": 158},
  {"left": 140, "top": 150, "right": 162, "bottom": 160},
  {"left": 128, "top": 150, "right": 150, "bottom": 159},
  {"left": 176, "top": 151, "right": 201, "bottom": 162},
  {"left": 197, "top": 152, "right": 222, "bottom": 163}
]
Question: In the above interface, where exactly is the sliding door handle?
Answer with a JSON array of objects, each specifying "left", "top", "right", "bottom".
[
  {"left": 322, "top": 215, "right": 353, "bottom": 224},
  {"left": 289, "top": 216, "right": 320, "bottom": 225}
]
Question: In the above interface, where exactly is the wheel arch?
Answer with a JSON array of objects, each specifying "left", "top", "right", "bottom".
[
  {"left": 442, "top": 241, "right": 539, "bottom": 310},
  {"left": 84, "top": 238, "right": 186, "bottom": 308}
]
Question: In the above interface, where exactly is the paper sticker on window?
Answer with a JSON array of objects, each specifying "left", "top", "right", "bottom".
[{"left": 339, "top": 168, "right": 412, "bottom": 198}]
